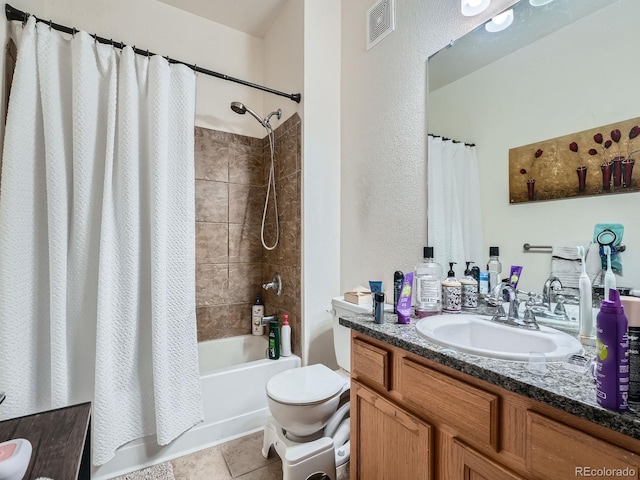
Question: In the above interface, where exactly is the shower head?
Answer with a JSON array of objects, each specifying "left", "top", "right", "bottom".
[
  {"left": 230, "top": 101, "right": 282, "bottom": 129},
  {"left": 230, "top": 101, "right": 266, "bottom": 126}
]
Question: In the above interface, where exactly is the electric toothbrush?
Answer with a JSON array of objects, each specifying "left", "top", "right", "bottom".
[
  {"left": 604, "top": 245, "right": 616, "bottom": 302},
  {"left": 578, "top": 246, "right": 593, "bottom": 340}
]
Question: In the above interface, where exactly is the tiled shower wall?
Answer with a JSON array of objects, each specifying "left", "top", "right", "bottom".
[{"left": 194, "top": 114, "right": 301, "bottom": 357}]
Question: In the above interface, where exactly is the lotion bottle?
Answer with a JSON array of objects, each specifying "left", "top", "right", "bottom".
[
  {"left": 280, "top": 314, "right": 292, "bottom": 357},
  {"left": 442, "top": 262, "right": 462, "bottom": 314},
  {"left": 461, "top": 262, "right": 478, "bottom": 310},
  {"left": 252, "top": 296, "right": 265, "bottom": 336},
  {"left": 595, "top": 289, "right": 629, "bottom": 411}
]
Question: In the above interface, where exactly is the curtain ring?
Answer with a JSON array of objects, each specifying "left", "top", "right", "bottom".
[
  {"left": 48, "top": 19, "right": 52, "bottom": 31},
  {"left": 146, "top": 49, "right": 150, "bottom": 58},
  {"left": 110, "top": 38, "right": 114, "bottom": 47},
  {"left": 21, "top": 13, "right": 29, "bottom": 27},
  {"left": 92, "top": 33, "right": 97, "bottom": 44},
  {"left": 72, "top": 27, "right": 76, "bottom": 37}
]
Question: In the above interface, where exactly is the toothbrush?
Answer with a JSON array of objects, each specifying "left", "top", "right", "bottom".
[
  {"left": 578, "top": 246, "right": 593, "bottom": 339},
  {"left": 604, "top": 245, "right": 616, "bottom": 302}
]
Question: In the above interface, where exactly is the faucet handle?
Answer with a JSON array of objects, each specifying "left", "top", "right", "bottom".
[{"left": 522, "top": 304, "right": 540, "bottom": 330}]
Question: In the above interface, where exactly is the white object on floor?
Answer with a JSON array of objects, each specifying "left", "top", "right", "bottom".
[
  {"left": 0, "top": 439, "right": 32, "bottom": 480},
  {"left": 263, "top": 416, "right": 339, "bottom": 480}
]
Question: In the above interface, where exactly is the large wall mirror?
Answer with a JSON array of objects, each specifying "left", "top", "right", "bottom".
[{"left": 427, "top": 0, "right": 639, "bottom": 294}]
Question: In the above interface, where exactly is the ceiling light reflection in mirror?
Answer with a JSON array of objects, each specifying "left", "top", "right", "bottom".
[
  {"left": 485, "top": 8, "right": 514, "bottom": 32},
  {"left": 461, "top": 0, "right": 491, "bottom": 17}
]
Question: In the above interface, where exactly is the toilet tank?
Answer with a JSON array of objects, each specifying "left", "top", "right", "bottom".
[{"left": 332, "top": 296, "right": 393, "bottom": 372}]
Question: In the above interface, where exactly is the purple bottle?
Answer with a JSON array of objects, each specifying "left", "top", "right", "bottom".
[{"left": 595, "top": 289, "right": 629, "bottom": 411}]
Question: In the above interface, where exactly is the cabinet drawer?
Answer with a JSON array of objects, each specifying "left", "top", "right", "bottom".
[
  {"left": 527, "top": 411, "right": 640, "bottom": 479},
  {"left": 351, "top": 338, "right": 390, "bottom": 390},
  {"left": 401, "top": 358, "right": 499, "bottom": 450}
]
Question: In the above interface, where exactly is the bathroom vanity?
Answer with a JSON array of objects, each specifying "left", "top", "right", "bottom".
[
  {"left": 0, "top": 402, "right": 91, "bottom": 480},
  {"left": 342, "top": 313, "right": 640, "bottom": 480}
]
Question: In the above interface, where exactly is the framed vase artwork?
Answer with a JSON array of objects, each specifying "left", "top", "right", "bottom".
[{"left": 508, "top": 116, "right": 640, "bottom": 203}]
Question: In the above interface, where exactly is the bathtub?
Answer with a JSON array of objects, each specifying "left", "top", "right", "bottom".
[{"left": 93, "top": 334, "right": 300, "bottom": 479}]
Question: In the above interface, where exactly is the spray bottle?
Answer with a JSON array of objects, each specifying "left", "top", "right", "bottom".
[{"left": 595, "top": 289, "right": 629, "bottom": 411}]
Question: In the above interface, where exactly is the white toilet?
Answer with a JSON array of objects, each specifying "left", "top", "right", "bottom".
[{"left": 262, "top": 297, "right": 382, "bottom": 480}]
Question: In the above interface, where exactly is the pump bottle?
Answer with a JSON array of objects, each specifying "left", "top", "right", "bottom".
[
  {"left": 461, "top": 262, "right": 478, "bottom": 310},
  {"left": 252, "top": 296, "right": 265, "bottom": 335},
  {"left": 442, "top": 262, "right": 462, "bottom": 314}
]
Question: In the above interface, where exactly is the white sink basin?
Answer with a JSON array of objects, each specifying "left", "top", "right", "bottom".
[{"left": 415, "top": 314, "right": 583, "bottom": 362}]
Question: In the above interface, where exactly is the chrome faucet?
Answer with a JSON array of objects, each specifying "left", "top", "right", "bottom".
[
  {"left": 542, "top": 276, "right": 563, "bottom": 309},
  {"left": 530, "top": 276, "right": 570, "bottom": 322},
  {"left": 490, "top": 283, "right": 539, "bottom": 330},
  {"left": 262, "top": 272, "right": 282, "bottom": 296},
  {"left": 261, "top": 314, "right": 278, "bottom": 326}
]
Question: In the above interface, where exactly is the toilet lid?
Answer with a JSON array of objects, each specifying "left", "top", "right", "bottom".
[{"left": 266, "top": 364, "right": 346, "bottom": 405}]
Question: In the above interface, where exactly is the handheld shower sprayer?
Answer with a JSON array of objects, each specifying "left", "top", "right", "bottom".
[
  {"left": 230, "top": 101, "right": 281, "bottom": 129},
  {"left": 230, "top": 101, "right": 282, "bottom": 250}
]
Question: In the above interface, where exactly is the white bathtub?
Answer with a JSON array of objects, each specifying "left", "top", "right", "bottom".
[{"left": 93, "top": 334, "right": 300, "bottom": 479}]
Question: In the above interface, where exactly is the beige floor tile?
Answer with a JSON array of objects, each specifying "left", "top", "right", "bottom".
[
  {"left": 235, "top": 461, "right": 283, "bottom": 480},
  {"left": 220, "top": 431, "right": 279, "bottom": 477},
  {"left": 172, "top": 444, "right": 232, "bottom": 480}
]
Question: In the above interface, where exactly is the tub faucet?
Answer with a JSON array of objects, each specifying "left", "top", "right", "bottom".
[{"left": 261, "top": 314, "right": 278, "bottom": 325}]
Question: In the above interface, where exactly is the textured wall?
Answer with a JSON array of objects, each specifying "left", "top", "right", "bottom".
[
  {"left": 340, "top": 0, "right": 516, "bottom": 298},
  {"left": 195, "top": 115, "right": 301, "bottom": 356}
]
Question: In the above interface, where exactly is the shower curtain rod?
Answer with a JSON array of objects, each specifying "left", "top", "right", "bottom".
[
  {"left": 4, "top": 3, "right": 302, "bottom": 104},
  {"left": 428, "top": 133, "right": 475, "bottom": 148}
]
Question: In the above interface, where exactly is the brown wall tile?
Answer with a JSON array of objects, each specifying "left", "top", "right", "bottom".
[
  {"left": 195, "top": 180, "right": 228, "bottom": 223},
  {"left": 229, "top": 144, "right": 263, "bottom": 185},
  {"left": 229, "top": 184, "right": 264, "bottom": 225},
  {"left": 229, "top": 223, "right": 262, "bottom": 264},
  {"left": 195, "top": 140, "right": 228, "bottom": 182},
  {"left": 228, "top": 263, "right": 263, "bottom": 304},
  {"left": 196, "top": 264, "right": 228, "bottom": 307},
  {"left": 196, "top": 223, "right": 228, "bottom": 264}
]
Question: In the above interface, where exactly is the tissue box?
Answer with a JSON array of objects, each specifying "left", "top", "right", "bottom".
[{"left": 344, "top": 289, "right": 372, "bottom": 305}]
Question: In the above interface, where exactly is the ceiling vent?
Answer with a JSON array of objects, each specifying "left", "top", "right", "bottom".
[{"left": 366, "top": 0, "right": 395, "bottom": 51}]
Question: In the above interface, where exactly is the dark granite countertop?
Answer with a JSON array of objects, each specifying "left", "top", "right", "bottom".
[{"left": 340, "top": 310, "right": 640, "bottom": 441}]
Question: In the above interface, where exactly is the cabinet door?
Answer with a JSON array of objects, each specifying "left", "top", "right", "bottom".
[
  {"left": 351, "top": 380, "right": 433, "bottom": 480},
  {"left": 452, "top": 439, "right": 526, "bottom": 480}
]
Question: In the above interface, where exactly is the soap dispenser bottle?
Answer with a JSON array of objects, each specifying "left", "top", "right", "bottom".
[
  {"left": 442, "top": 262, "right": 462, "bottom": 314},
  {"left": 414, "top": 247, "right": 443, "bottom": 317},
  {"left": 461, "top": 262, "right": 478, "bottom": 310},
  {"left": 595, "top": 289, "right": 629, "bottom": 411}
]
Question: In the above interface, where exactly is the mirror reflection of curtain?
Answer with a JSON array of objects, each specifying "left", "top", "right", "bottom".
[{"left": 427, "top": 136, "right": 484, "bottom": 271}]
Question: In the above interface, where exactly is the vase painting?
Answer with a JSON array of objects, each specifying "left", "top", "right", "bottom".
[{"left": 509, "top": 116, "right": 640, "bottom": 203}]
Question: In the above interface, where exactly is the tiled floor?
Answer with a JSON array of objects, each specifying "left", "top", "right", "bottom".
[
  {"left": 171, "top": 431, "right": 282, "bottom": 480},
  {"left": 169, "top": 430, "right": 349, "bottom": 480}
]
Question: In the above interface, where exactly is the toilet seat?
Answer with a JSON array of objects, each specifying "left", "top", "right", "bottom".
[{"left": 267, "top": 364, "right": 346, "bottom": 406}]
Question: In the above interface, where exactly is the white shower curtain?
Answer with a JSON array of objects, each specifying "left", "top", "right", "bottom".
[
  {"left": 0, "top": 17, "right": 203, "bottom": 465},
  {"left": 427, "top": 136, "right": 484, "bottom": 270}
]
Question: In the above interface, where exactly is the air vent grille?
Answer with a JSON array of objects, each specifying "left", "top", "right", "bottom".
[{"left": 367, "top": 0, "right": 395, "bottom": 51}]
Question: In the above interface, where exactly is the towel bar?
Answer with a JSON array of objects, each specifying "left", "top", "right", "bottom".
[{"left": 523, "top": 243, "right": 626, "bottom": 252}]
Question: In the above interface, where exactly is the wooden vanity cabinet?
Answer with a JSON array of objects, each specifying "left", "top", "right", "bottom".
[{"left": 349, "top": 331, "right": 640, "bottom": 480}]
